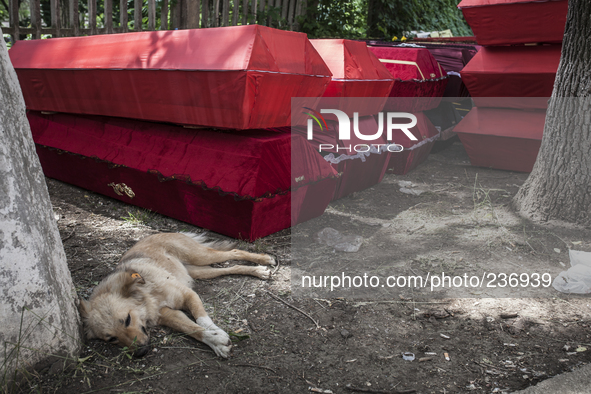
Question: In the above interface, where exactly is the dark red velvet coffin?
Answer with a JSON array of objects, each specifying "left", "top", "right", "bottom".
[
  {"left": 368, "top": 46, "right": 448, "bottom": 112},
  {"left": 387, "top": 112, "right": 439, "bottom": 175},
  {"left": 458, "top": 0, "right": 568, "bottom": 46},
  {"left": 461, "top": 45, "right": 561, "bottom": 109},
  {"left": 288, "top": 116, "right": 390, "bottom": 201},
  {"left": 309, "top": 39, "right": 394, "bottom": 116},
  {"left": 28, "top": 111, "right": 338, "bottom": 241},
  {"left": 454, "top": 107, "right": 545, "bottom": 172},
  {"left": 10, "top": 26, "right": 332, "bottom": 130}
]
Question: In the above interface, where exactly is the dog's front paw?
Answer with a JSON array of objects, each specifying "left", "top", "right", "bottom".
[
  {"left": 253, "top": 266, "right": 272, "bottom": 280},
  {"left": 202, "top": 328, "right": 232, "bottom": 358},
  {"left": 197, "top": 317, "right": 232, "bottom": 358}
]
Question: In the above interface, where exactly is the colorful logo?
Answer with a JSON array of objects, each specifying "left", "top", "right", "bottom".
[{"left": 303, "top": 107, "right": 328, "bottom": 131}]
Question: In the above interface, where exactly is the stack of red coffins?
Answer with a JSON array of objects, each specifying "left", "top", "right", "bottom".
[
  {"left": 10, "top": 25, "right": 337, "bottom": 241},
  {"left": 454, "top": 0, "right": 566, "bottom": 172},
  {"left": 458, "top": 0, "right": 567, "bottom": 46},
  {"left": 367, "top": 46, "right": 447, "bottom": 175},
  {"left": 303, "top": 39, "right": 395, "bottom": 200}
]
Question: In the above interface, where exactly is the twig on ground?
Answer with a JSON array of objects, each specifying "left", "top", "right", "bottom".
[
  {"left": 272, "top": 256, "right": 281, "bottom": 276},
  {"left": 229, "top": 363, "right": 277, "bottom": 373},
  {"left": 265, "top": 290, "right": 320, "bottom": 329},
  {"left": 345, "top": 384, "right": 416, "bottom": 394},
  {"left": 408, "top": 223, "right": 425, "bottom": 234},
  {"left": 61, "top": 229, "right": 76, "bottom": 242}
]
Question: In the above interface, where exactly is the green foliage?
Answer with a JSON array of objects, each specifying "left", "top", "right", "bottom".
[
  {"left": 369, "top": 0, "right": 472, "bottom": 39},
  {"left": 0, "top": 1, "right": 8, "bottom": 22},
  {"left": 299, "top": 0, "right": 367, "bottom": 39}
]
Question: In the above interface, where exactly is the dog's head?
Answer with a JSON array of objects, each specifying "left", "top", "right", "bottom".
[{"left": 79, "top": 269, "right": 152, "bottom": 357}]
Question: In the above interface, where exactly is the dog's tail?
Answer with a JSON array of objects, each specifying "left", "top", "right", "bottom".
[{"left": 181, "top": 232, "right": 237, "bottom": 251}]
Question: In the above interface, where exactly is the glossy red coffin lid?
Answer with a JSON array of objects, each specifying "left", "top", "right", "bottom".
[
  {"left": 454, "top": 107, "right": 545, "bottom": 172},
  {"left": 368, "top": 46, "right": 447, "bottom": 82},
  {"left": 458, "top": 0, "right": 568, "bottom": 45},
  {"left": 461, "top": 45, "right": 561, "bottom": 109},
  {"left": 10, "top": 25, "right": 332, "bottom": 129},
  {"left": 28, "top": 111, "right": 338, "bottom": 240},
  {"left": 310, "top": 39, "right": 394, "bottom": 116},
  {"left": 368, "top": 46, "right": 448, "bottom": 112}
]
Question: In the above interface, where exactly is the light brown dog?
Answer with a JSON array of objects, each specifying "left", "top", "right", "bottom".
[{"left": 78, "top": 232, "right": 275, "bottom": 358}]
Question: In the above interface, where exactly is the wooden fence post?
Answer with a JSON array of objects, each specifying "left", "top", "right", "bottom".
[
  {"left": 161, "top": 0, "right": 169, "bottom": 29},
  {"left": 258, "top": 0, "right": 265, "bottom": 25},
  {"left": 89, "top": 0, "right": 98, "bottom": 34},
  {"left": 148, "top": 0, "right": 156, "bottom": 29},
  {"left": 105, "top": 0, "right": 114, "bottom": 33},
  {"left": 187, "top": 0, "right": 200, "bottom": 28},
  {"left": 31, "top": 0, "right": 42, "bottom": 39},
  {"left": 8, "top": 0, "right": 19, "bottom": 42},
  {"left": 121, "top": 0, "right": 129, "bottom": 31},
  {"left": 6, "top": 0, "right": 308, "bottom": 42},
  {"left": 69, "top": 0, "right": 80, "bottom": 36}
]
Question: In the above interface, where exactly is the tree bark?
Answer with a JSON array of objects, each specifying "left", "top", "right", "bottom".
[
  {"left": 514, "top": 0, "right": 591, "bottom": 225},
  {"left": 0, "top": 29, "right": 81, "bottom": 382}
]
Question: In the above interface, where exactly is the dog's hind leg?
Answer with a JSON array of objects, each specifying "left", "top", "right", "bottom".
[
  {"left": 158, "top": 307, "right": 232, "bottom": 358},
  {"left": 185, "top": 265, "right": 271, "bottom": 280},
  {"left": 184, "top": 248, "right": 276, "bottom": 267}
]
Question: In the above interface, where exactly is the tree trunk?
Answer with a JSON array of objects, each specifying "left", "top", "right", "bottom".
[
  {"left": 0, "top": 29, "right": 81, "bottom": 385},
  {"left": 513, "top": 0, "right": 591, "bottom": 225}
]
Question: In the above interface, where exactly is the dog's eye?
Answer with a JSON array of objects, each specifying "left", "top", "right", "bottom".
[
  {"left": 107, "top": 337, "right": 118, "bottom": 343},
  {"left": 125, "top": 314, "right": 131, "bottom": 327}
]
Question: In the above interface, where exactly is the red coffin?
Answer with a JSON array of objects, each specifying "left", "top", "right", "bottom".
[
  {"left": 458, "top": 0, "right": 568, "bottom": 46},
  {"left": 10, "top": 26, "right": 332, "bottom": 130},
  {"left": 288, "top": 116, "right": 390, "bottom": 201},
  {"left": 387, "top": 112, "right": 439, "bottom": 175},
  {"left": 461, "top": 45, "right": 561, "bottom": 109},
  {"left": 454, "top": 107, "right": 545, "bottom": 172},
  {"left": 368, "top": 46, "right": 448, "bottom": 112},
  {"left": 28, "top": 111, "right": 338, "bottom": 241},
  {"left": 310, "top": 39, "right": 394, "bottom": 116}
]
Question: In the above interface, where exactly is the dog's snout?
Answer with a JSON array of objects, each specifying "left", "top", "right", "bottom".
[{"left": 133, "top": 345, "right": 150, "bottom": 358}]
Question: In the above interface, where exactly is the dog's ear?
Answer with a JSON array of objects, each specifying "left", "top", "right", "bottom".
[
  {"left": 78, "top": 299, "right": 91, "bottom": 319},
  {"left": 121, "top": 270, "right": 145, "bottom": 298},
  {"left": 78, "top": 299, "right": 97, "bottom": 339}
]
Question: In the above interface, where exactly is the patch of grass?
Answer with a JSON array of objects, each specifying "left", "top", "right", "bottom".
[{"left": 121, "top": 209, "right": 153, "bottom": 226}]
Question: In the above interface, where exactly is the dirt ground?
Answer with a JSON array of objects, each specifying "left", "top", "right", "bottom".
[{"left": 20, "top": 140, "right": 591, "bottom": 393}]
